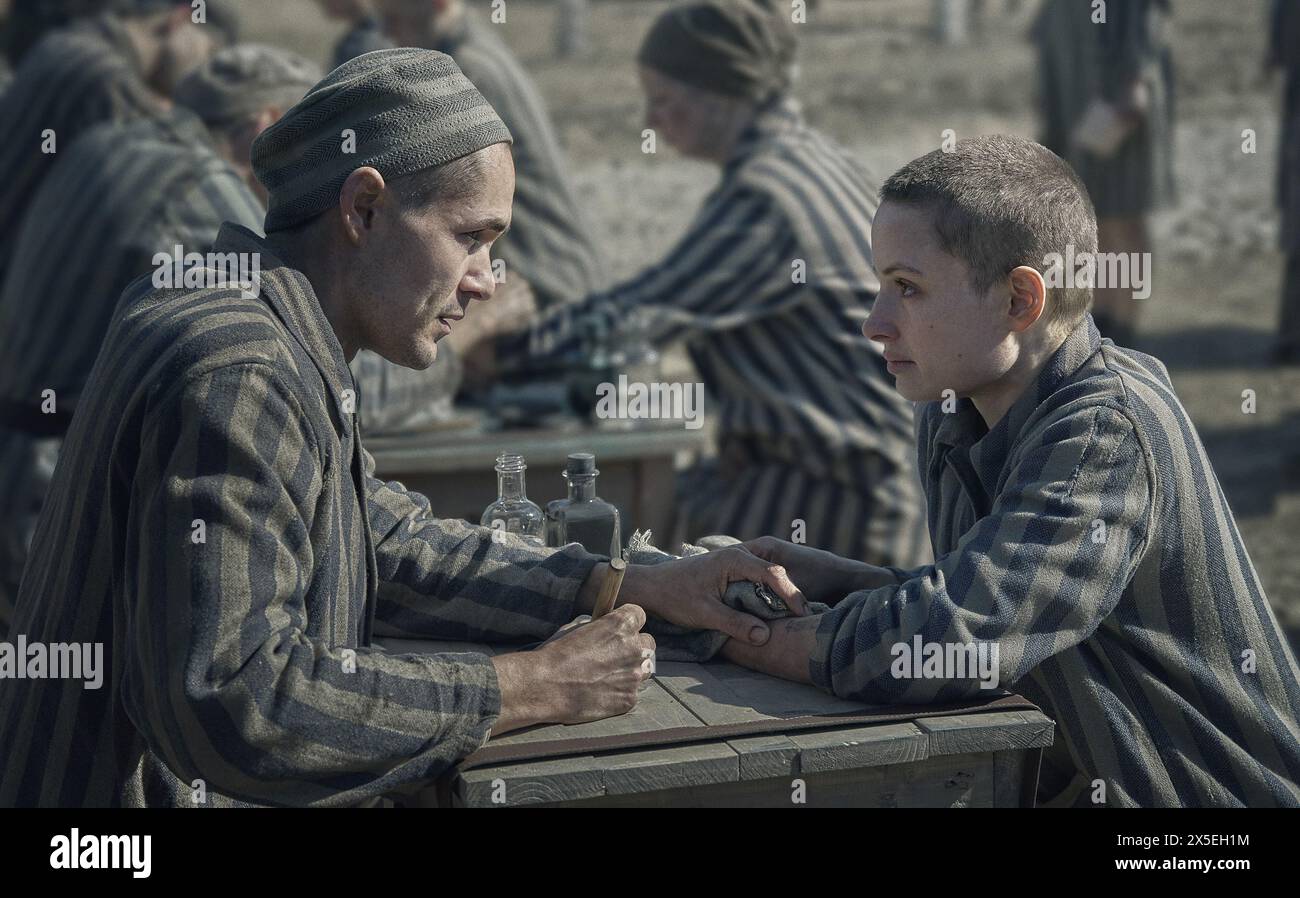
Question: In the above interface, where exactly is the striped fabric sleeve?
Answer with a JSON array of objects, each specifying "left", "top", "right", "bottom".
[
  {"left": 124, "top": 362, "right": 500, "bottom": 806},
  {"left": 137, "top": 163, "right": 266, "bottom": 260},
  {"left": 812, "top": 406, "right": 1153, "bottom": 703},
  {"left": 515, "top": 189, "right": 801, "bottom": 363},
  {"left": 174, "top": 164, "right": 267, "bottom": 243},
  {"left": 364, "top": 447, "right": 602, "bottom": 643}
]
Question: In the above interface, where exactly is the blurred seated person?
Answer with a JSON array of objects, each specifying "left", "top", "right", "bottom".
[{"left": 500, "top": 1, "right": 930, "bottom": 569}]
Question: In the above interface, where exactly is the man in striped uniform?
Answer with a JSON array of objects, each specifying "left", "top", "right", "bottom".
[
  {"left": 377, "top": 0, "right": 604, "bottom": 310},
  {"left": 0, "top": 45, "right": 321, "bottom": 638},
  {"left": 0, "top": 1, "right": 221, "bottom": 288},
  {"left": 1270, "top": 0, "right": 1300, "bottom": 365},
  {"left": 312, "top": 0, "right": 394, "bottom": 69},
  {"left": 347, "top": 0, "right": 609, "bottom": 434},
  {"left": 0, "top": 49, "right": 800, "bottom": 806},
  {"left": 724, "top": 136, "right": 1300, "bottom": 807},
  {"left": 509, "top": 0, "right": 929, "bottom": 570}
]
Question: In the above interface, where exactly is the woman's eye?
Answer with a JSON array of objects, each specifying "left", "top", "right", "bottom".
[{"left": 897, "top": 280, "right": 917, "bottom": 297}]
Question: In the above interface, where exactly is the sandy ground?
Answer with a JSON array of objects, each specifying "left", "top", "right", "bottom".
[{"left": 232, "top": 0, "right": 1300, "bottom": 647}]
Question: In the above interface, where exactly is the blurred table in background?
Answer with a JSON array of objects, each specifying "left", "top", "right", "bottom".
[{"left": 365, "top": 415, "right": 709, "bottom": 538}]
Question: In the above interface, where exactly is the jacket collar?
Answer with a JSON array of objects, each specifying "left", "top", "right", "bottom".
[
  {"left": 935, "top": 314, "right": 1103, "bottom": 489},
  {"left": 211, "top": 224, "right": 357, "bottom": 413},
  {"left": 723, "top": 95, "right": 804, "bottom": 175}
]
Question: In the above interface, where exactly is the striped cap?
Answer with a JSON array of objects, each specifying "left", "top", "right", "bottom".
[
  {"left": 175, "top": 44, "right": 322, "bottom": 128},
  {"left": 637, "top": 0, "right": 796, "bottom": 103},
  {"left": 252, "top": 48, "right": 513, "bottom": 232}
]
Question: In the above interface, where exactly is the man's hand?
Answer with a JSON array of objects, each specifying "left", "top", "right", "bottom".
[
  {"left": 490, "top": 604, "right": 654, "bottom": 736},
  {"left": 740, "top": 536, "right": 897, "bottom": 606},
  {"left": 611, "top": 546, "right": 808, "bottom": 647}
]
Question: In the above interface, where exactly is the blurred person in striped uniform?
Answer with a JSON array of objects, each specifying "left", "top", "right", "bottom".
[
  {"left": 0, "top": 45, "right": 321, "bottom": 639},
  {"left": 0, "top": 0, "right": 15, "bottom": 91},
  {"left": 375, "top": 0, "right": 604, "bottom": 311},
  {"left": 723, "top": 136, "right": 1300, "bottom": 808},
  {"left": 347, "top": 0, "right": 609, "bottom": 431},
  {"left": 0, "top": 0, "right": 225, "bottom": 288},
  {"left": 0, "top": 49, "right": 802, "bottom": 806},
  {"left": 1270, "top": 0, "right": 1300, "bottom": 365},
  {"left": 511, "top": 0, "right": 930, "bottom": 571},
  {"left": 1034, "top": 0, "right": 1175, "bottom": 348},
  {"left": 311, "top": 0, "right": 394, "bottom": 69}
]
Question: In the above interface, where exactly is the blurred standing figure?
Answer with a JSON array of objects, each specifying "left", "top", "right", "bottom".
[
  {"left": 1270, "top": 0, "right": 1300, "bottom": 365},
  {"left": 514, "top": 0, "right": 930, "bottom": 569},
  {"left": 312, "top": 0, "right": 394, "bottom": 69},
  {"left": 554, "top": 0, "right": 589, "bottom": 59},
  {"left": 377, "top": 0, "right": 604, "bottom": 310},
  {"left": 0, "top": 0, "right": 220, "bottom": 289},
  {"left": 0, "top": 0, "right": 13, "bottom": 91},
  {"left": 1035, "top": 0, "right": 1174, "bottom": 347},
  {"left": 1, "top": 0, "right": 98, "bottom": 69},
  {"left": 0, "top": 45, "right": 318, "bottom": 637}
]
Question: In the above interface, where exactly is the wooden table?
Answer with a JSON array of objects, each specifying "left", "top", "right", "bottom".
[
  {"left": 365, "top": 419, "right": 708, "bottom": 538},
  {"left": 377, "top": 637, "right": 1055, "bottom": 808}
]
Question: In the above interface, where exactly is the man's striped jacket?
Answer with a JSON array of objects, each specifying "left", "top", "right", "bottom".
[{"left": 0, "top": 224, "right": 600, "bottom": 807}]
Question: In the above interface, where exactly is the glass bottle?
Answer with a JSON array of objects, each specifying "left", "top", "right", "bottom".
[
  {"left": 545, "top": 452, "right": 621, "bottom": 557},
  {"left": 480, "top": 452, "right": 545, "bottom": 546}
]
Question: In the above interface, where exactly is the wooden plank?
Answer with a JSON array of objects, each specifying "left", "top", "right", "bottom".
[
  {"left": 791, "top": 722, "right": 929, "bottom": 773},
  {"left": 558, "top": 752, "right": 997, "bottom": 808},
  {"left": 655, "top": 661, "right": 809, "bottom": 779},
  {"left": 449, "top": 680, "right": 738, "bottom": 804},
  {"left": 993, "top": 749, "right": 1027, "bottom": 808},
  {"left": 601, "top": 743, "right": 737, "bottom": 795},
  {"left": 728, "top": 734, "right": 801, "bottom": 781},
  {"left": 655, "top": 660, "right": 865, "bottom": 723},
  {"left": 487, "top": 680, "right": 704, "bottom": 747},
  {"left": 455, "top": 743, "right": 740, "bottom": 806},
  {"left": 458, "top": 755, "right": 603, "bottom": 806},
  {"left": 366, "top": 422, "right": 707, "bottom": 475},
  {"left": 916, "top": 710, "right": 1054, "bottom": 757},
  {"left": 372, "top": 637, "right": 499, "bottom": 657}
]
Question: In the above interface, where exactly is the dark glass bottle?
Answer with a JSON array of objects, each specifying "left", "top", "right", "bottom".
[{"left": 545, "top": 452, "right": 621, "bottom": 557}]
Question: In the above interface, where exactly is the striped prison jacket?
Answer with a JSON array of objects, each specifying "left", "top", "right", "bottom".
[
  {"left": 0, "top": 110, "right": 264, "bottom": 639},
  {"left": 0, "top": 224, "right": 602, "bottom": 807},
  {"left": 811, "top": 316, "right": 1300, "bottom": 807},
  {"left": 434, "top": 12, "right": 604, "bottom": 308},
  {"left": 511, "top": 98, "right": 928, "bottom": 565},
  {"left": 0, "top": 12, "right": 165, "bottom": 288},
  {"left": 332, "top": 15, "right": 395, "bottom": 70}
]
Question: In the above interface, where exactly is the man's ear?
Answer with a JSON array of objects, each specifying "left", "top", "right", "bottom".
[
  {"left": 1006, "top": 265, "right": 1047, "bottom": 333},
  {"left": 338, "top": 167, "right": 389, "bottom": 246}
]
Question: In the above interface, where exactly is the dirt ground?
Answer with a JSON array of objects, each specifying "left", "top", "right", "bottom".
[{"left": 233, "top": 0, "right": 1300, "bottom": 647}]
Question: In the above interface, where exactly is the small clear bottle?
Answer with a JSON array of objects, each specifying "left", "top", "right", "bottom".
[
  {"left": 481, "top": 452, "right": 545, "bottom": 546},
  {"left": 545, "top": 452, "right": 621, "bottom": 557}
]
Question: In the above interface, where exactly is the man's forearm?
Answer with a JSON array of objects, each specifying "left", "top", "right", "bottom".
[{"left": 719, "top": 615, "right": 821, "bottom": 685}]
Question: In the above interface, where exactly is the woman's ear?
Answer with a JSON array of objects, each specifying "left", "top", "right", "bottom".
[{"left": 1006, "top": 265, "right": 1047, "bottom": 333}]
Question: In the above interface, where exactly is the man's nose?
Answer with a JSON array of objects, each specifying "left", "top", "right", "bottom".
[{"left": 463, "top": 259, "right": 496, "bottom": 301}]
